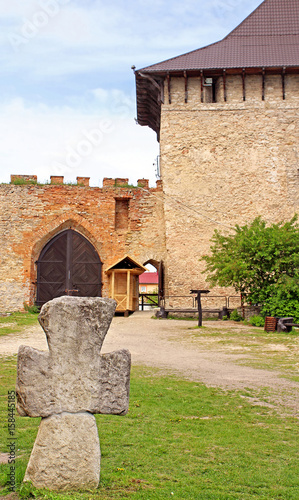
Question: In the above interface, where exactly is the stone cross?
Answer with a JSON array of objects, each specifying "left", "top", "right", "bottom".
[{"left": 16, "top": 296, "right": 131, "bottom": 491}]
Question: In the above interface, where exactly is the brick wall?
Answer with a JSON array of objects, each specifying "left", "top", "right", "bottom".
[
  {"left": 2, "top": 73, "right": 298, "bottom": 312},
  {"left": 0, "top": 177, "right": 166, "bottom": 312}
]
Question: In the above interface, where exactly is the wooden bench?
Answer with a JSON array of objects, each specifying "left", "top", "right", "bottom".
[
  {"left": 285, "top": 323, "right": 299, "bottom": 329},
  {"left": 277, "top": 317, "right": 299, "bottom": 332},
  {"left": 157, "top": 307, "right": 228, "bottom": 319}
]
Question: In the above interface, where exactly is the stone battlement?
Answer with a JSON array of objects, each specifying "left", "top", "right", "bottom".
[
  {"left": 0, "top": 174, "right": 166, "bottom": 313},
  {"left": 10, "top": 175, "right": 160, "bottom": 190},
  {"left": 163, "top": 74, "right": 299, "bottom": 107}
]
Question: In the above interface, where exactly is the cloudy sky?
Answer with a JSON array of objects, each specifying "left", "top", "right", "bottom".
[{"left": 0, "top": 0, "right": 262, "bottom": 187}]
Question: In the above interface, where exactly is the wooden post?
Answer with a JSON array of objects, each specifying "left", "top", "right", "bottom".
[
  {"left": 167, "top": 73, "right": 171, "bottom": 104},
  {"left": 190, "top": 290, "right": 210, "bottom": 328},
  {"left": 223, "top": 69, "right": 227, "bottom": 102},
  {"left": 111, "top": 271, "right": 115, "bottom": 300},
  {"left": 184, "top": 71, "right": 188, "bottom": 103},
  {"left": 262, "top": 68, "right": 265, "bottom": 101},
  {"left": 126, "top": 270, "right": 130, "bottom": 311},
  {"left": 282, "top": 67, "right": 286, "bottom": 100},
  {"left": 197, "top": 292, "right": 202, "bottom": 327},
  {"left": 242, "top": 68, "right": 246, "bottom": 101}
]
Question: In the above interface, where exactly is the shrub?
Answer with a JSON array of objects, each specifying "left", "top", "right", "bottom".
[
  {"left": 262, "top": 276, "right": 299, "bottom": 322},
  {"left": 23, "top": 303, "right": 40, "bottom": 314},
  {"left": 230, "top": 309, "right": 243, "bottom": 322},
  {"left": 249, "top": 315, "right": 265, "bottom": 327},
  {"left": 202, "top": 216, "right": 299, "bottom": 316}
]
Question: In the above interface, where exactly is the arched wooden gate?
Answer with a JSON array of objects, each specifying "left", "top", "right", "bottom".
[{"left": 36, "top": 229, "right": 102, "bottom": 306}]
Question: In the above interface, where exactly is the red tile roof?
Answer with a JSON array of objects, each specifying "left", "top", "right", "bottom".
[
  {"left": 139, "top": 0, "right": 299, "bottom": 72},
  {"left": 135, "top": 0, "right": 299, "bottom": 136},
  {"left": 139, "top": 272, "right": 159, "bottom": 284}
]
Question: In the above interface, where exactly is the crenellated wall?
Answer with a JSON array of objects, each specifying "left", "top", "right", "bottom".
[
  {"left": 160, "top": 73, "right": 299, "bottom": 300},
  {"left": 0, "top": 176, "right": 166, "bottom": 312},
  {"left": 164, "top": 74, "right": 299, "bottom": 105},
  {"left": 2, "top": 72, "right": 299, "bottom": 312}
]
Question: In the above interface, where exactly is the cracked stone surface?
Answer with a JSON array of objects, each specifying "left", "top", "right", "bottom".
[
  {"left": 24, "top": 412, "right": 101, "bottom": 491},
  {"left": 16, "top": 296, "right": 131, "bottom": 491},
  {"left": 16, "top": 296, "right": 131, "bottom": 418}
]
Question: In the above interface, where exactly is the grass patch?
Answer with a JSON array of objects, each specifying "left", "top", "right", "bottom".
[
  {"left": 0, "top": 313, "right": 39, "bottom": 337},
  {"left": 0, "top": 359, "right": 298, "bottom": 499},
  {"left": 10, "top": 179, "right": 38, "bottom": 186},
  {"left": 167, "top": 315, "right": 197, "bottom": 321},
  {"left": 186, "top": 322, "right": 299, "bottom": 379}
]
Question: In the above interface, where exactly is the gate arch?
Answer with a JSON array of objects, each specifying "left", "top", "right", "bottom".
[{"left": 36, "top": 229, "right": 102, "bottom": 306}]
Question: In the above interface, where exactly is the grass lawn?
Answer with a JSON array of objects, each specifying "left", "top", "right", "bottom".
[
  {"left": 186, "top": 323, "right": 299, "bottom": 383},
  {"left": 0, "top": 357, "right": 298, "bottom": 499},
  {"left": 0, "top": 312, "right": 39, "bottom": 338}
]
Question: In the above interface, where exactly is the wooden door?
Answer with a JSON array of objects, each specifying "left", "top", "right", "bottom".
[{"left": 36, "top": 230, "right": 102, "bottom": 306}]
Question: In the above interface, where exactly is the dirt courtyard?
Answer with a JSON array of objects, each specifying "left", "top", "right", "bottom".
[{"left": 0, "top": 310, "right": 298, "bottom": 416}]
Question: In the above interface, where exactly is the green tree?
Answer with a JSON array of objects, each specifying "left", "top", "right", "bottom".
[{"left": 202, "top": 216, "right": 299, "bottom": 321}]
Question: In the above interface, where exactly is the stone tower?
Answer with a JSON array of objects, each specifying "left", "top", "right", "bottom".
[{"left": 135, "top": 0, "right": 299, "bottom": 302}]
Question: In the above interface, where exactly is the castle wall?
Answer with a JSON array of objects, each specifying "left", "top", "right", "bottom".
[
  {"left": 0, "top": 177, "right": 166, "bottom": 312},
  {"left": 160, "top": 74, "right": 299, "bottom": 302}
]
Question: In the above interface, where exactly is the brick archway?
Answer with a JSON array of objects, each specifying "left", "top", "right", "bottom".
[
  {"left": 28, "top": 214, "right": 102, "bottom": 307},
  {"left": 36, "top": 229, "right": 102, "bottom": 306}
]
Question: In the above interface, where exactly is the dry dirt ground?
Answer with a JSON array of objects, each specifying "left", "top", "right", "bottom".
[{"left": 0, "top": 311, "right": 298, "bottom": 416}]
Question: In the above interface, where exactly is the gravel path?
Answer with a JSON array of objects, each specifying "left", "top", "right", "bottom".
[{"left": 0, "top": 311, "right": 298, "bottom": 415}]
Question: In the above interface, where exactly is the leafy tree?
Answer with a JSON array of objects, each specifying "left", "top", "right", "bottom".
[{"left": 202, "top": 216, "right": 299, "bottom": 321}]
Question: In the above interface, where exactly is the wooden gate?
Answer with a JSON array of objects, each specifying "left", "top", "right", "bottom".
[{"left": 36, "top": 229, "right": 102, "bottom": 306}]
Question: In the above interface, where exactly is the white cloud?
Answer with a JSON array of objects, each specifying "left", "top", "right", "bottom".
[
  {"left": 0, "top": 0, "right": 262, "bottom": 185},
  {"left": 1, "top": 0, "right": 262, "bottom": 79},
  {"left": 0, "top": 96, "right": 159, "bottom": 187}
]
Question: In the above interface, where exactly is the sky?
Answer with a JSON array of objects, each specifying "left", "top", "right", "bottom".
[{"left": 0, "top": 0, "right": 262, "bottom": 187}]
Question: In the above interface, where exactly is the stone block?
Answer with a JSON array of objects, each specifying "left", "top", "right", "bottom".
[
  {"left": 137, "top": 179, "right": 149, "bottom": 189},
  {"left": 50, "top": 176, "right": 64, "bottom": 184},
  {"left": 76, "top": 176, "right": 90, "bottom": 187},
  {"left": 16, "top": 297, "right": 131, "bottom": 417},
  {"left": 24, "top": 412, "right": 101, "bottom": 490}
]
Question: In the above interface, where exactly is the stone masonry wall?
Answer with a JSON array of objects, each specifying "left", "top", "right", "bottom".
[
  {"left": 160, "top": 73, "right": 299, "bottom": 306},
  {"left": 0, "top": 177, "right": 166, "bottom": 312}
]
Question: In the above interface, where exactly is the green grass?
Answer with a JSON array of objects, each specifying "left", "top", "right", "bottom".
[
  {"left": 184, "top": 322, "right": 299, "bottom": 380},
  {"left": 0, "top": 312, "right": 39, "bottom": 337},
  {"left": 0, "top": 358, "right": 298, "bottom": 499},
  {"left": 10, "top": 179, "right": 38, "bottom": 186}
]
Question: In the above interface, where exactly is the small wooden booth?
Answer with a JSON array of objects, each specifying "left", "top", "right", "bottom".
[{"left": 106, "top": 256, "right": 147, "bottom": 315}]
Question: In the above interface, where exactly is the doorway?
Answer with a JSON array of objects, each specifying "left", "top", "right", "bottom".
[{"left": 36, "top": 229, "right": 102, "bottom": 306}]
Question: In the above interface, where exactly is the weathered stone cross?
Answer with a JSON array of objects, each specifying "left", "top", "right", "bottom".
[{"left": 16, "top": 296, "right": 131, "bottom": 491}]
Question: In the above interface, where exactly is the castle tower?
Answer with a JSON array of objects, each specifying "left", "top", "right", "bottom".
[{"left": 135, "top": 0, "right": 299, "bottom": 300}]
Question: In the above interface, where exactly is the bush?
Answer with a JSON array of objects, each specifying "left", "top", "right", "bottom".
[
  {"left": 230, "top": 309, "right": 243, "bottom": 322},
  {"left": 249, "top": 315, "right": 265, "bottom": 327},
  {"left": 262, "top": 276, "right": 299, "bottom": 322},
  {"left": 202, "top": 216, "right": 299, "bottom": 316},
  {"left": 23, "top": 303, "right": 40, "bottom": 314}
]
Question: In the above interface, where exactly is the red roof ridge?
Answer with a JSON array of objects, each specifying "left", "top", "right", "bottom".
[
  {"left": 224, "top": 0, "right": 267, "bottom": 39},
  {"left": 138, "top": 40, "right": 222, "bottom": 73},
  {"left": 137, "top": 0, "right": 299, "bottom": 73},
  {"left": 135, "top": 0, "right": 299, "bottom": 136}
]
